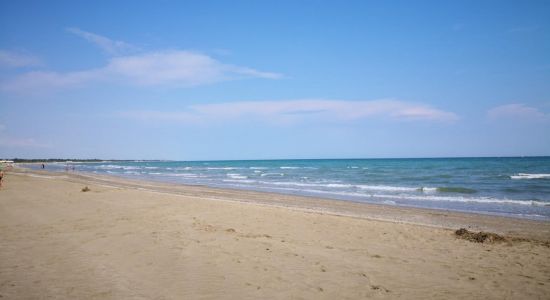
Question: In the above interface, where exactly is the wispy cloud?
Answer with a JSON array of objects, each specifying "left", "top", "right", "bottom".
[
  {"left": 0, "top": 125, "right": 51, "bottom": 148},
  {"left": 1, "top": 50, "right": 282, "bottom": 92},
  {"left": 0, "top": 137, "right": 51, "bottom": 148},
  {"left": 67, "top": 27, "right": 138, "bottom": 55},
  {"left": 120, "top": 99, "right": 459, "bottom": 124},
  {"left": 488, "top": 103, "right": 548, "bottom": 121},
  {"left": 0, "top": 50, "right": 42, "bottom": 68}
]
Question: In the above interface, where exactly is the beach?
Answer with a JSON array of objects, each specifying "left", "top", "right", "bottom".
[{"left": 1, "top": 168, "right": 549, "bottom": 299}]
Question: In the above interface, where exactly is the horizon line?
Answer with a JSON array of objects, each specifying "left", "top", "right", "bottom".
[{"left": 6, "top": 155, "right": 550, "bottom": 163}]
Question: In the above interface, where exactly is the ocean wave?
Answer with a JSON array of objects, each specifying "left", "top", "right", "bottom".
[
  {"left": 222, "top": 179, "right": 256, "bottom": 184},
  {"left": 175, "top": 167, "right": 193, "bottom": 171},
  {"left": 227, "top": 173, "right": 247, "bottom": 179},
  {"left": 262, "top": 186, "right": 549, "bottom": 207},
  {"left": 264, "top": 181, "right": 326, "bottom": 188},
  {"left": 260, "top": 181, "right": 429, "bottom": 192},
  {"left": 373, "top": 194, "right": 549, "bottom": 207},
  {"left": 96, "top": 164, "right": 123, "bottom": 170},
  {"left": 326, "top": 183, "right": 353, "bottom": 188},
  {"left": 280, "top": 166, "right": 300, "bottom": 169},
  {"left": 510, "top": 173, "right": 550, "bottom": 180},
  {"left": 249, "top": 167, "right": 268, "bottom": 170},
  {"left": 207, "top": 167, "right": 243, "bottom": 170},
  {"left": 435, "top": 187, "right": 477, "bottom": 194},
  {"left": 164, "top": 173, "right": 201, "bottom": 178},
  {"left": 261, "top": 173, "right": 285, "bottom": 177},
  {"left": 357, "top": 185, "right": 418, "bottom": 192}
]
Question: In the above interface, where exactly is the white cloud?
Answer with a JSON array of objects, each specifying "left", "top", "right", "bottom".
[
  {"left": 0, "top": 50, "right": 42, "bottom": 68},
  {"left": 1, "top": 50, "right": 282, "bottom": 92},
  {"left": 120, "top": 99, "right": 459, "bottom": 124},
  {"left": 67, "top": 27, "right": 138, "bottom": 55},
  {"left": 488, "top": 103, "right": 548, "bottom": 121}
]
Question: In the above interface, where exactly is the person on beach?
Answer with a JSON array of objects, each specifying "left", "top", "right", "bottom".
[
  {"left": 0, "top": 170, "right": 4, "bottom": 189},
  {"left": 42, "top": 163, "right": 45, "bottom": 169}
]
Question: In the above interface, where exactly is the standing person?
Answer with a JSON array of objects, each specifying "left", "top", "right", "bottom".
[
  {"left": 0, "top": 170, "right": 4, "bottom": 189},
  {"left": 42, "top": 163, "right": 45, "bottom": 169}
]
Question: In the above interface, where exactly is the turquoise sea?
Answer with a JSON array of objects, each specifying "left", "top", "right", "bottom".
[{"left": 26, "top": 157, "right": 550, "bottom": 220}]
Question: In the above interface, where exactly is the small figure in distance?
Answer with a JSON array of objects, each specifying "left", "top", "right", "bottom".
[
  {"left": 42, "top": 163, "right": 45, "bottom": 169},
  {"left": 0, "top": 170, "right": 4, "bottom": 189}
]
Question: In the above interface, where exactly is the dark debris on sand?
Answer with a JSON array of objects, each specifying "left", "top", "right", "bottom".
[{"left": 455, "top": 228, "right": 506, "bottom": 243}]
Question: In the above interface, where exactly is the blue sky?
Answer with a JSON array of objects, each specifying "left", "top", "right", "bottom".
[{"left": 0, "top": 0, "right": 549, "bottom": 160}]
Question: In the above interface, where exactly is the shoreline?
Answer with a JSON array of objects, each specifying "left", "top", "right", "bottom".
[
  {"left": 2, "top": 167, "right": 550, "bottom": 299},
  {"left": 17, "top": 159, "right": 550, "bottom": 223},
  {"left": 11, "top": 167, "right": 550, "bottom": 242}
]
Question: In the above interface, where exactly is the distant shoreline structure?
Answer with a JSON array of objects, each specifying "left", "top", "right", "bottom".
[{"left": 4, "top": 156, "right": 550, "bottom": 164}]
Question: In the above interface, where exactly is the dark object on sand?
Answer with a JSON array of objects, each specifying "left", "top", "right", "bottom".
[
  {"left": 455, "top": 228, "right": 506, "bottom": 243},
  {"left": 81, "top": 186, "right": 91, "bottom": 192}
]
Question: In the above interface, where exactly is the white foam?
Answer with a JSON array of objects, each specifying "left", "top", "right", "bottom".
[
  {"left": 265, "top": 181, "right": 320, "bottom": 187},
  {"left": 122, "top": 166, "right": 141, "bottom": 170},
  {"left": 227, "top": 173, "right": 247, "bottom": 179},
  {"left": 254, "top": 185, "right": 549, "bottom": 207},
  {"left": 261, "top": 173, "right": 284, "bottom": 177},
  {"left": 262, "top": 181, "right": 419, "bottom": 192},
  {"left": 419, "top": 187, "right": 437, "bottom": 193},
  {"left": 165, "top": 173, "right": 200, "bottom": 178},
  {"left": 280, "top": 166, "right": 300, "bottom": 169},
  {"left": 97, "top": 164, "right": 122, "bottom": 170},
  {"left": 326, "top": 183, "right": 353, "bottom": 188},
  {"left": 207, "top": 167, "right": 242, "bottom": 170},
  {"left": 222, "top": 179, "right": 256, "bottom": 184},
  {"left": 372, "top": 194, "right": 549, "bottom": 206},
  {"left": 249, "top": 167, "right": 268, "bottom": 170},
  {"left": 510, "top": 173, "right": 550, "bottom": 180},
  {"left": 357, "top": 185, "right": 418, "bottom": 192}
]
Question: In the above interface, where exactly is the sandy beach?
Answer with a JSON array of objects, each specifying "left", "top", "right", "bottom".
[{"left": 1, "top": 168, "right": 549, "bottom": 299}]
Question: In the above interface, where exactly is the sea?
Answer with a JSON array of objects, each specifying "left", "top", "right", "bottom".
[{"left": 24, "top": 157, "right": 550, "bottom": 220}]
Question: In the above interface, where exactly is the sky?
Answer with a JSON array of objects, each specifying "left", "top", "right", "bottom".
[{"left": 0, "top": 0, "right": 549, "bottom": 160}]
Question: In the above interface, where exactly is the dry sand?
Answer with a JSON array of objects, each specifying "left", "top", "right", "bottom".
[{"left": 1, "top": 168, "right": 549, "bottom": 299}]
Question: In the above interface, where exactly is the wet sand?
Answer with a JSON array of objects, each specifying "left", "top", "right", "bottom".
[{"left": 1, "top": 168, "right": 549, "bottom": 299}]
